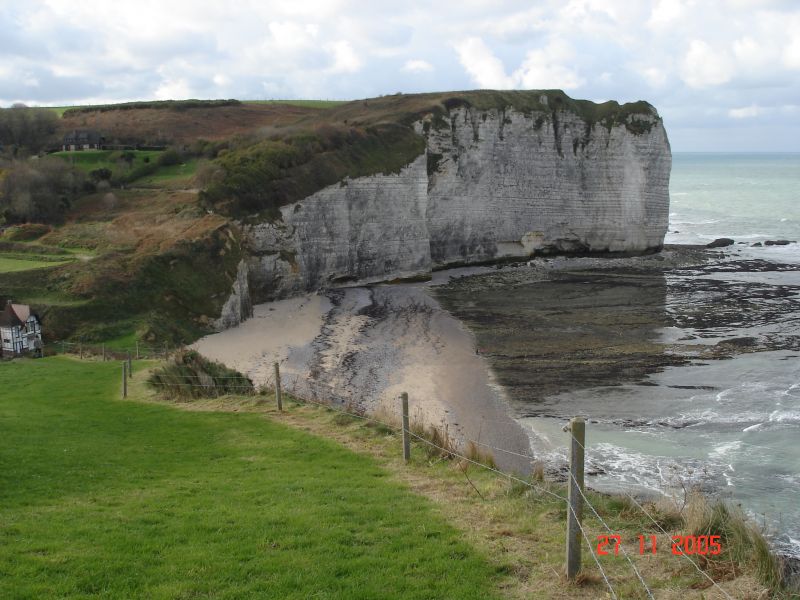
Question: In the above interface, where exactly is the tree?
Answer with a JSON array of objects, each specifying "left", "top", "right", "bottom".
[
  {"left": 0, "top": 158, "right": 84, "bottom": 224},
  {"left": 0, "top": 107, "right": 59, "bottom": 155}
]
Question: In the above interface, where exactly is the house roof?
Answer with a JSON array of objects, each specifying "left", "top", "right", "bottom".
[
  {"left": 0, "top": 303, "right": 34, "bottom": 327},
  {"left": 63, "top": 129, "right": 102, "bottom": 144}
]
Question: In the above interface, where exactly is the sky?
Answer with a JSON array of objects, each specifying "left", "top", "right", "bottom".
[{"left": 1, "top": 0, "right": 799, "bottom": 151}]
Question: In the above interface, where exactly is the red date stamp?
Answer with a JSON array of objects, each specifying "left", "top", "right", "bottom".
[{"left": 596, "top": 534, "right": 722, "bottom": 556}]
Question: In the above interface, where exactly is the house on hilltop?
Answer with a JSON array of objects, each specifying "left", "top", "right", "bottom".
[
  {"left": 0, "top": 301, "right": 42, "bottom": 357},
  {"left": 62, "top": 129, "right": 103, "bottom": 151}
]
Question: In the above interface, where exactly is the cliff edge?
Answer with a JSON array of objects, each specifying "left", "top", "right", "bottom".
[{"left": 209, "top": 90, "right": 670, "bottom": 323}]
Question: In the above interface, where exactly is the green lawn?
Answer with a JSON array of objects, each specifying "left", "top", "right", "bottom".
[
  {"left": 135, "top": 158, "right": 199, "bottom": 186},
  {"left": 52, "top": 149, "right": 162, "bottom": 171},
  {"left": 0, "top": 358, "right": 501, "bottom": 599},
  {"left": 0, "top": 255, "right": 73, "bottom": 273}
]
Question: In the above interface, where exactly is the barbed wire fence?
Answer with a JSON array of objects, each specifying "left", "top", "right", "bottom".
[
  {"left": 129, "top": 356, "right": 736, "bottom": 598},
  {"left": 50, "top": 339, "right": 173, "bottom": 361}
]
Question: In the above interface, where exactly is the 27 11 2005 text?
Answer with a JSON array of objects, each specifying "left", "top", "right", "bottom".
[{"left": 596, "top": 535, "right": 722, "bottom": 556}]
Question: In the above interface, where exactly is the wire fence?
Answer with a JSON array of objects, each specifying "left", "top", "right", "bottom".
[
  {"left": 48, "top": 340, "right": 173, "bottom": 361},
  {"left": 134, "top": 360, "right": 736, "bottom": 598}
]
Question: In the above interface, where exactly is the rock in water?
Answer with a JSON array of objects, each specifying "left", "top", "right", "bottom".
[
  {"left": 765, "top": 239, "right": 795, "bottom": 246},
  {"left": 707, "top": 238, "right": 735, "bottom": 248}
]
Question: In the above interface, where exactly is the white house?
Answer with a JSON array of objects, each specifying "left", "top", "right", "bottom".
[{"left": 0, "top": 301, "right": 42, "bottom": 357}]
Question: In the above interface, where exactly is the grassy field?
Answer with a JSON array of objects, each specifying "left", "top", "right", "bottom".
[
  {"left": 52, "top": 149, "right": 162, "bottom": 170},
  {"left": 0, "top": 255, "right": 73, "bottom": 273},
  {"left": 0, "top": 358, "right": 503, "bottom": 599},
  {"left": 242, "top": 99, "right": 347, "bottom": 109}
]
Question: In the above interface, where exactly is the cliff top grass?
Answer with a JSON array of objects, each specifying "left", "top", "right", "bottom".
[{"left": 198, "top": 89, "right": 660, "bottom": 219}]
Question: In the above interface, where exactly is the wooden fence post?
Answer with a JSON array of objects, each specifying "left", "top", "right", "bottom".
[
  {"left": 127, "top": 350, "right": 132, "bottom": 378},
  {"left": 102, "top": 344, "right": 106, "bottom": 362},
  {"left": 274, "top": 362, "right": 283, "bottom": 411},
  {"left": 401, "top": 392, "right": 410, "bottom": 462},
  {"left": 135, "top": 341, "right": 140, "bottom": 360},
  {"left": 79, "top": 343, "right": 83, "bottom": 360},
  {"left": 565, "top": 417, "right": 586, "bottom": 580},
  {"left": 122, "top": 362, "right": 128, "bottom": 398}
]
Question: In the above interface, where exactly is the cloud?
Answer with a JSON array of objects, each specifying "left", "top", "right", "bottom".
[
  {"left": 453, "top": 37, "right": 515, "bottom": 88},
  {"left": 728, "top": 104, "right": 762, "bottom": 118},
  {"left": 513, "top": 40, "right": 584, "bottom": 90},
  {"left": 454, "top": 37, "right": 583, "bottom": 90},
  {"left": 647, "top": 0, "right": 687, "bottom": 30},
  {"left": 680, "top": 40, "right": 735, "bottom": 88},
  {"left": 1, "top": 0, "right": 800, "bottom": 149},
  {"left": 327, "top": 40, "right": 363, "bottom": 74},
  {"left": 785, "top": 36, "right": 800, "bottom": 69},
  {"left": 402, "top": 59, "right": 434, "bottom": 73}
]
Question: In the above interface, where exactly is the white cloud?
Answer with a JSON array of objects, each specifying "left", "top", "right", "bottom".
[
  {"left": 513, "top": 40, "right": 584, "bottom": 90},
  {"left": 454, "top": 37, "right": 583, "bottom": 90},
  {"left": 784, "top": 36, "right": 800, "bottom": 69},
  {"left": 327, "top": 40, "right": 363, "bottom": 74},
  {"left": 647, "top": 0, "right": 687, "bottom": 30},
  {"left": 402, "top": 59, "right": 434, "bottom": 73},
  {"left": 2, "top": 0, "right": 800, "bottom": 149},
  {"left": 453, "top": 37, "right": 515, "bottom": 88},
  {"left": 640, "top": 66, "right": 669, "bottom": 88},
  {"left": 728, "top": 104, "right": 762, "bottom": 118},
  {"left": 268, "top": 21, "right": 319, "bottom": 50},
  {"left": 680, "top": 40, "right": 735, "bottom": 88}
]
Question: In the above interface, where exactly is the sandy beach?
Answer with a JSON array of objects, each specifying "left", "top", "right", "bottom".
[{"left": 193, "top": 276, "right": 534, "bottom": 474}]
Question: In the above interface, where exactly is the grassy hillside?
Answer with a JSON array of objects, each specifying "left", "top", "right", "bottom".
[
  {"left": 0, "top": 89, "right": 662, "bottom": 346},
  {"left": 0, "top": 190, "right": 243, "bottom": 343},
  {"left": 0, "top": 357, "right": 503, "bottom": 599}
]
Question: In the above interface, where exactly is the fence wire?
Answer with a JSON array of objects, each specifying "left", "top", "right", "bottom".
[
  {"left": 570, "top": 435, "right": 734, "bottom": 600},
  {"left": 129, "top": 362, "right": 734, "bottom": 597}
]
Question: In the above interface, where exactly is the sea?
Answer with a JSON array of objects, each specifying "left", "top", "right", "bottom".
[{"left": 513, "top": 153, "right": 800, "bottom": 558}]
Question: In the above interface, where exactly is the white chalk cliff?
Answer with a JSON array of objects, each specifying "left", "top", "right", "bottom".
[{"left": 222, "top": 96, "right": 670, "bottom": 321}]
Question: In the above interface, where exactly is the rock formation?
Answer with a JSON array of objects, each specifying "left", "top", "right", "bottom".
[{"left": 222, "top": 93, "right": 671, "bottom": 321}]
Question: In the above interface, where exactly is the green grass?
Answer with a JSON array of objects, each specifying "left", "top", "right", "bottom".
[
  {"left": 52, "top": 149, "right": 162, "bottom": 175},
  {"left": 0, "top": 358, "right": 502, "bottom": 599},
  {"left": 135, "top": 158, "right": 199, "bottom": 186},
  {"left": 0, "top": 255, "right": 73, "bottom": 273},
  {"left": 51, "top": 150, "right": 199, "bottom": 187},
  {"left": 243, "top": 99, "right": 347, "bottom": 109}
]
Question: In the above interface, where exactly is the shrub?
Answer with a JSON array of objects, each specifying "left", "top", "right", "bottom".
[
  {"left": 89, "top": 168, "right": 112, "bottom": 182},
  {"left": 148, "top": 350, "right": 254, "bottom": 399},
  {"left": 158, "top": 148, "right": 182, "bottom": 167}
]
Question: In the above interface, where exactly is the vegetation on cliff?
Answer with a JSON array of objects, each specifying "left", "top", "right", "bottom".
[
  {"left": 0, "top": 89, "right": 662, "bottom": 347},
  {"left": 198, "top": 90, "right": 659, "bottom": 219}
]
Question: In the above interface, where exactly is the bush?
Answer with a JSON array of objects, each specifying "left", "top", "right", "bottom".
[
  {"left": 89, "top": 168, "right": 112, "bottom": 182},
  {"left": 148, "top": 350, "right": 255, "bottom": 399},
  {"left": 158, "top": 149, "right": 181, "bottom": 167},
  {"left": 0, "top": 223, "right": 51, "bottom": 241}
]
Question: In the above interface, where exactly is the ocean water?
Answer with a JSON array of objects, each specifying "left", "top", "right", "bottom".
[
  {"left": 462, "top": 153, "right": 800, "bottom": 557},
  {"left": 522, "top": 153, "right": 800, "bottom": 558},
  {"left": 667, "top": 153, "right": 800, "bottom": 261}
]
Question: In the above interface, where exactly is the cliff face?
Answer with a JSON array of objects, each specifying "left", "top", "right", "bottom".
[
  {"left": 232, "top": 97, "right": 670, "bottom": 309},
  {"left": 425, "top": 104, "right": 670, "bottom": 265}
]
